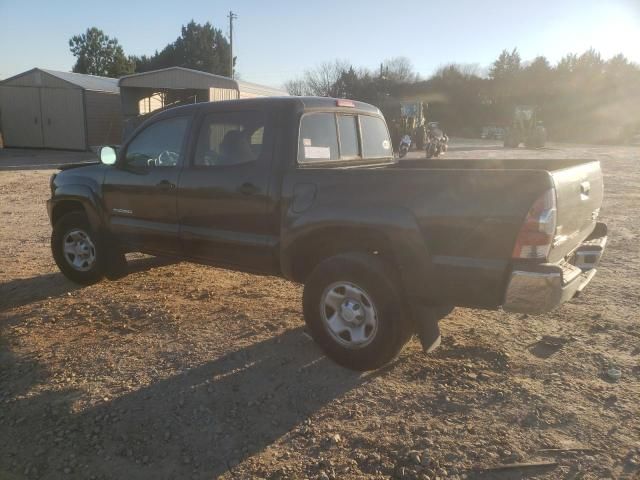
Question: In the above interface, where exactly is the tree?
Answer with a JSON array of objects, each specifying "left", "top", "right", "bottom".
[
  {"left": 69, "top": 27, "right": 134, "bottom": 77},
  {"left": 556, "top": 53, "right": 578, "bottom": 74},
  {"left": 489, "top": 48, "right": 521, "bottom": 80},
  {"left": 284, "top": 60, "right": 349, "bottom": 97},
  {"left": 333, "top": 66, "right": 360, "bottom": 98},
  {"left": 305, "top": 60, "right": 350, "bottom": 97},
  {"left": 380, "top": 57, "right": 417, "bottom": 83},
  {"left": 132, "top": 21, "right": 232, "bottom": 76},
  {"left": 284, "top": 79, "right": 309, "bottom": 96},
  {"left": 284, "top": 48, "right": 640, "bottom": 143},
  {"left": 575, "top": 48, "right": 604, "bottom": 74}
]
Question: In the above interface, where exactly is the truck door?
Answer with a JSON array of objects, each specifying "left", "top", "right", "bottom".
[
  {"left": 102, "top": 115, "right": 190, "bottom": 254},
  {"left": 177, "top": 107, "right": 278, "bottom": 272}
]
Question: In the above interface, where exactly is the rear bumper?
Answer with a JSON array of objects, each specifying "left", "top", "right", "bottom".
[{"left": 503, "top": 222, "right": 607, "bottom": 314}]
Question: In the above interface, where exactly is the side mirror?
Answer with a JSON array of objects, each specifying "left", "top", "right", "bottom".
[{"left": 99, "top": 146, "right": 117, "bottom": 165}]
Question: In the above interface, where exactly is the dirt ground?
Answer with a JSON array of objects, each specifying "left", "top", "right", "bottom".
[{"left": 1, "top": 141, "right": 639, "bottom": 480}]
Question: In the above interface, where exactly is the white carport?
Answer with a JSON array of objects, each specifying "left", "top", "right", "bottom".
[{"left": 118, "top": 67, "right": 287, "bottom": 137}]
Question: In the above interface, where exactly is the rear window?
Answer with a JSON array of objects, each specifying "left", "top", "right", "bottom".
[
  {"left": 298, "top": 113, "right": 339, "bottom": 163},
  {"left": 337, "top": 115, "right": 360, "bottom": 158},
  {"left": 360, "top": 115, "right": 392, "bottom": 159},
  {"left": 298, "top": 112, "right": 391, "bottom": 164}
]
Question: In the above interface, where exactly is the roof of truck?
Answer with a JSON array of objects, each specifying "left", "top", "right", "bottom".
[{"left": 152, "top": 96, "right": 382, "bottom": 120}]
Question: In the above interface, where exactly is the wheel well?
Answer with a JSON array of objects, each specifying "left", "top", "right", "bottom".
[
  {"left": 289, "top": 228, "right": 396, "bottom": 283},
  {"left": 52, "top": 200, "right": 85, "bottom": 226}
]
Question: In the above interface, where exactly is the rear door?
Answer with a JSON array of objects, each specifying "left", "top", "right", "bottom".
[
  {"left": 41, "top": 88, "right": 86, "bottom": 149},
  {"left": 0, "top": 86, "right": 44, "bottom": 148},
  {"left": 102, "top": 115, "right": 191, "bottom": 254},
  {"left": 177, "top": 106, "right": 278, "bottom": 272},
  {"left": 550, "top": 161, "right": 604, "bottom": 262}
]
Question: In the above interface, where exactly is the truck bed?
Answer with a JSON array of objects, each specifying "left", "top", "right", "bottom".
[
  {"left": 395, "top": 157, "right": 604, "bottom": 262},
  {"left": 395, "top": 157, "right": 589, "bottom": 171},
  {"left": 287, "top": 157, "right": 603, "bottom": 308}
]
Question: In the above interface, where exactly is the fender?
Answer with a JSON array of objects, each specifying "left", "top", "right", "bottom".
[
  {"left": 49, "top": 184, "right": 105, "bottom": 232},
  {"left": 280, "top": 204, "right": 434, "bottom": 300}
]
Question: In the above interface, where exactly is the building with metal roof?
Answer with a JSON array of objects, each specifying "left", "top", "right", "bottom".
[
  {"left": 118, "top": 67, "right": 288, "bottom": 137},
  {"left": 0, "top": 68, "right": 122, "bottom": 150}
]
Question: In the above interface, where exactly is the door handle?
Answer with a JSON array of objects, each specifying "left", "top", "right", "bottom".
[
  {"left": 157, "top": 180, "right": 176, "bottom": 190},
  {"left": 238, "top": 182, "right": 258, "bottom": 195}
]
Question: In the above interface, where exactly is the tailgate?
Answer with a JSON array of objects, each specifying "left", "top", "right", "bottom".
[{"left": 549, "top": 161, "right": 604, "bottom": 262}]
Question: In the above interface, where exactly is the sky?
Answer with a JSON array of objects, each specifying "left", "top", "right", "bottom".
[{"left": 1, "top": 0, "right": 639, "bottom": 87}]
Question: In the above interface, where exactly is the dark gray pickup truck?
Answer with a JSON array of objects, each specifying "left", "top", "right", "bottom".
[{"left": 47, "top": 97, "right": 607, "bottom": 370}]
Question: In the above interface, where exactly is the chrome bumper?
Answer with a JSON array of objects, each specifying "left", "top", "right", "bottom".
[{"left": 503, "top": 223, "right": 607, "bottom": 314}]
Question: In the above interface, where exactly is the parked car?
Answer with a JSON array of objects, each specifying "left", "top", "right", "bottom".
[
  {"left": 47, "top": 97, "right": 607, "bottom": 370},
  {"left": 481, "top": 126, "right": 506, "bottom": 140}
]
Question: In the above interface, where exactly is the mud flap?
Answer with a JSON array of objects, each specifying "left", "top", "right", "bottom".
[
  {"left": 104, "top": 248, "right": 127, "bottom": 280},
  {"left": 413, "top": 306, "right": 453, "bottom": 353},
  {"left": 417, "top": 314, "right": 441, "bottom": 353}
]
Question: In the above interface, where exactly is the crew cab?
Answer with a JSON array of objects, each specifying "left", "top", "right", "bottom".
[{"left": 47, "top": 97, "right": 607, "bottom": 370}]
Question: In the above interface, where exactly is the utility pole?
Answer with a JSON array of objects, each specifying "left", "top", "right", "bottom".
[{"left": 228, "top": 10, "right": 237, "bottom": 79}]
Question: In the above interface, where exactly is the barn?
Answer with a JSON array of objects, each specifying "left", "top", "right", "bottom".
[
  {"left": 0, "top": 68, "right": 122, "bottom": 150},
  {"left": 118, "top": 67, "right": 287, "bottom": 137}
]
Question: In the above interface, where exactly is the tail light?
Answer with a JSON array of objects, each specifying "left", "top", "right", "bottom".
[{"left": 512, "top": 189, "right": 557, "bottom": 259}]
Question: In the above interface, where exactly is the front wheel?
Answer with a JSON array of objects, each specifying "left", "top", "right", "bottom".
[
  {"left": 52, "top": 211, "right": 106, "bottom": 285},
  {"left": 425, "top": 143, "right": 437, "bottom": 159},
  {"left": 302, "top": 253, "right": 412, "bottom": 371}
]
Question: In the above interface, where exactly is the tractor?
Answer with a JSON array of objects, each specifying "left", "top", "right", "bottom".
[{"left": 503, "top": 106, "right": 547, "bottom": 148}]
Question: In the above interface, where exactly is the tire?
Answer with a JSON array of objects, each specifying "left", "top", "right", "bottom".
[
  {"left": 51, "top": 211, "right": 106, "bottom": 285},
  {"left": 533, "top": 126, "right": 547, "bottom": 148},
  {"left": 425, "top": 144, "right": 434, "bottom": 159},
  {"left": 302, "top": 252, "right": 412, "bottom": 371},
  {"left": 503, "top": 130, "right": 519, "bottom": 148}
]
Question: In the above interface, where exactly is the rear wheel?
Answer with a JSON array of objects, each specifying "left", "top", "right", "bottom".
[
  {"left": 302, "top": 253, "right": 412, "bottom": 371},
  {"left": 52, "top": 211, "right": 105, "bottom": 285},
  {"left": 526, "top": 126, "right": 547, "bottom": 148},
  {"left": 425, "top": 143, "right": 436, "bottom": 159}
]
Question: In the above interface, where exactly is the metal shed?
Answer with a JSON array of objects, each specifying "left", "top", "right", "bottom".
[
  {"left": 118, "top": 67, "right": 287, "bottom": 136},
  {"left": 0, "top": 68, "right": 122, "bottom": 150}
]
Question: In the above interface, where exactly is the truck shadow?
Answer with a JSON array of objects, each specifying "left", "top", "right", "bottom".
[
  {"left": 0, "top": 256, "right": 177, "bottom": 312},
  {"left": 0, "top": 328, "right": 368, "bottom": 479}
]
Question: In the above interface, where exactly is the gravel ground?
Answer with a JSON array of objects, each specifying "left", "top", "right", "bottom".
[{"left": 1, "top": 140, "right": 639, "bottom": 480}]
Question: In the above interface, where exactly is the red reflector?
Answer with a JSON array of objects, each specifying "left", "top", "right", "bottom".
[{"left": 336, "top": 99, "right": 355, "bottom": 107}]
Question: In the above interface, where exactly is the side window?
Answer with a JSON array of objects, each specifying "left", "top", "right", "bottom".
[
  {"left": 124, "top": 116, "right": 188, "bottom": 168},
  {"left": 360, "top": 115, "right": 392, "bottom": 159},
  {"left": 194, "top": 110, "right": 268, "bottom": 167},
  {"left": 337, "top": 115, "right": 360, "bottom": 158},
  {"left": 298, "top": 113, "right": 339, "bottom": 163}
]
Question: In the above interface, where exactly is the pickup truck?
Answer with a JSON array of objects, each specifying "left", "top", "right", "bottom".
[{"left": 47, "top": 97, "right": 607, "bottom": 370}]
